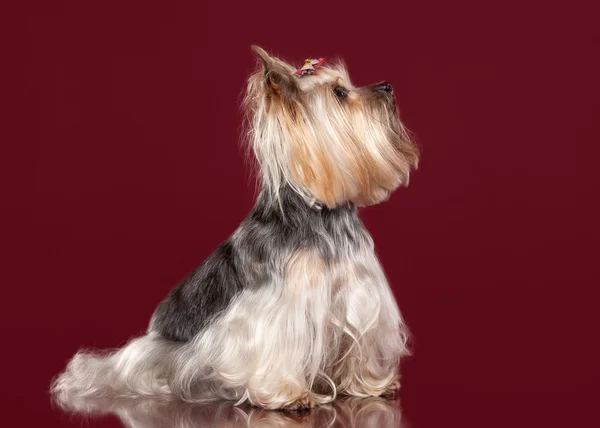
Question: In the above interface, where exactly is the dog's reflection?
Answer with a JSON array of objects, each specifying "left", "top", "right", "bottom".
[{"left": 60, "top": 395, "right": 403, "bottom": 427}]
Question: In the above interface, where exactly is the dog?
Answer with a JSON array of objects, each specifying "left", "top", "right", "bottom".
[{"left": 52, "top": 46, "right": 419, "bottom": 411}]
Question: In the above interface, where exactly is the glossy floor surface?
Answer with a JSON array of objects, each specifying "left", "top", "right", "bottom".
[{"left": 52, "top": 395, "right": 405, "bottom": 427}]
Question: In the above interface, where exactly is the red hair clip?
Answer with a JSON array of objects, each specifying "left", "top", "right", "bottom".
[{"left": 293, "top": 57, "right": 326, "bottom": 77}]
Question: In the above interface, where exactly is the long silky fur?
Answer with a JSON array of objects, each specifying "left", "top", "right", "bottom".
[{"left": 51, "top": 46, "right": 418, "bottom": 411}]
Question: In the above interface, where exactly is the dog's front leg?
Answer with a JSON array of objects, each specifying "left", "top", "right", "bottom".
[
  {"left": 206, "top": 249, "right": 335, "bottom": 410},
  {"left": 333, "top": 253, "right": 409, "bottom": 398}
]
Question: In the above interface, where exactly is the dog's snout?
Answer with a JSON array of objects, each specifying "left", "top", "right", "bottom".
[{"left": 373, "top": 82, "right": 393, "bottom": 93}]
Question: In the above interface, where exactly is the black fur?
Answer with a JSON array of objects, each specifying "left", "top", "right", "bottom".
[{"left": 150, "top": 241, "right": 244, "bottom": 342}]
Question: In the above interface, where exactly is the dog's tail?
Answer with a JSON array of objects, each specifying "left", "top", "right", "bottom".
[{"left": 51, "top": 333, "right": 183, "bottom": 411}]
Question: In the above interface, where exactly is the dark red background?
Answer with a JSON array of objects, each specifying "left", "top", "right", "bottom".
[{"left": 2, "top": 1, "right": 599, "bottom": 426}]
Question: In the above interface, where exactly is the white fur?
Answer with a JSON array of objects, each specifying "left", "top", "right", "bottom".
[{"left": 53, "top": 238, "right": 408, "bottom": 409}]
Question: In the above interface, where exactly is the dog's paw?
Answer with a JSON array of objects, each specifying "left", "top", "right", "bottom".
[
  {"left": 380, "top": 378, "right": 400, "bottom": 399},
  {"left": 282, "top": 391, "right": 315, "bottom": 413}
]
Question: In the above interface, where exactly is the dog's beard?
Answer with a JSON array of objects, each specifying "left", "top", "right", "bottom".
[
  {"left": 285, "top": 97, "right": 416, "bottom": 207},
  {"left": 350, "top": 98, "right": 418, "bottom": 205}
]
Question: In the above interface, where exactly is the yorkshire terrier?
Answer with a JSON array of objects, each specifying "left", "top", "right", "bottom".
[{"left": 52, "top": 46, "right": 419, "bottom": 411}]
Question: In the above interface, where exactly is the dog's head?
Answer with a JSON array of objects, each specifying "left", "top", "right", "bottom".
[{"left": 244, "top": 46, "right": 419, "bottom": 208}]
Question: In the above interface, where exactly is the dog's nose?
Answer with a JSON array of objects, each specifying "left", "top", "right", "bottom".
[{"left": 373, "top": 82, "right": 393, "bottom": 93}]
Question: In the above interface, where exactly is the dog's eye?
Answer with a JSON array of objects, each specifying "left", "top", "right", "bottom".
[{"left": 333, "top": 86, "right": 348, "bottom": 99}]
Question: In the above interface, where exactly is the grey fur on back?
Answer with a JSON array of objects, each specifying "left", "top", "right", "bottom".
[{"left": 149, "top": 184, "right": 369, "bottom": 342}]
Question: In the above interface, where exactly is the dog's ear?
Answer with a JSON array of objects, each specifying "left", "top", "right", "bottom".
[{"left": 251, "top": 45, "right": 299, "bottom": 98}]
